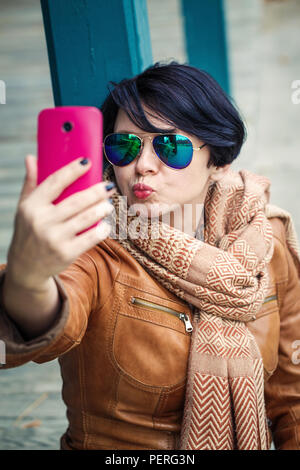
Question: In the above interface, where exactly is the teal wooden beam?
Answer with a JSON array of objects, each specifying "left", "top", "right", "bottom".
[
  {"left": 40, "top": 0, "right": 153, "bottom": 107},
  {"left": 180, "top": 0, "right": 230, "bottom": 95}
]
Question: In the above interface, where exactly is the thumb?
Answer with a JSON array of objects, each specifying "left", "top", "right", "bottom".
[{"left": 19, "top": 154, "right": 38, "bottom": 201}]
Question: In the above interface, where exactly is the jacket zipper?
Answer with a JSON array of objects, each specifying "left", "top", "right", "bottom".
[
  {"left": 263, "top": 294, "right": 277, "bottom": 304},
  {"left": 130, "top": 296, "right": 193, "bottom": 333},
  {"left": 130, "top": 294, "right": 277, "bottom": 331},
  {"left": 192, "top": 294, "right": 278, "bottom": 323}
]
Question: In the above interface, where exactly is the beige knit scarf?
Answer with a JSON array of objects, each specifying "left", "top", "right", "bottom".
[{"left": 103, "top": 163, "right": 300, "bottom": 450}]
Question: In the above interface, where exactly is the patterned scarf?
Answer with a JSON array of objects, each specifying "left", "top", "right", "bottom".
[{"left": 102, "top": 163, "right": 292, "bottom": 450}]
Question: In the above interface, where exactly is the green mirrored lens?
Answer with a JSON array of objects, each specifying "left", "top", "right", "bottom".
[
  {"left": 104, "top": 133, "right": 141, "bottom": 166},
  {"left": 153, "top": 134, "right": 193, "bottom": 169}
]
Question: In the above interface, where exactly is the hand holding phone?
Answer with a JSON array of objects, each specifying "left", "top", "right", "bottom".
[
  {"left": 37, "top": 106, "right": 104, "bottom": 234},
  {"left": 6, "top": 155, "right": 116, "bottom": 291}
]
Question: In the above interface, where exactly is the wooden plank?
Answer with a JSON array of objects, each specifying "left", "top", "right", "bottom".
[
  {"left": 40, "top": 0, "right": 153, "bottom": 107},
  {"left": 180, "top": 0, "right": 230, "bottom": 94}
]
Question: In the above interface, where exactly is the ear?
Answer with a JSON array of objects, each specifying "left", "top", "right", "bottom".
[{"left": 209, "top": 163, "right": 231, "bottom": 182}]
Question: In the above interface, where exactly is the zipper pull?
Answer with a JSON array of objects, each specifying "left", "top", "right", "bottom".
[{"left": 180, "top": 313, "right": 193, "bottom": 333}]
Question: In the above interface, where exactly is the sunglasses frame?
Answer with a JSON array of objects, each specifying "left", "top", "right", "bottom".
[{"left": 103, "top": 132, "right": 207, "bottom": 170}]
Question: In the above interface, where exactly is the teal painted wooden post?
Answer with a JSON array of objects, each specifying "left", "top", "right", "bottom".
[
  {"left": 180, "top": 0, "right": 230, "bottom": 95},
  {"left": 40, "top": 0, "right": 153, "bottom": 108}
]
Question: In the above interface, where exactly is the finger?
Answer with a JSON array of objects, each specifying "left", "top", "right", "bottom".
[
  {"left": 54, "top": 180, "right": 117, "bottom": 223},
  {"left": 32, "top": 157, "right": 93, "bottom": 204},
  {"left": 61, "top": 200, "right": 114, "bottom": 237},
  {"left": 19, "top": 155, "right": 38, "bottom": 202},
  {"left": 69, "top": 221, "right": 113, "bottom": 258}
]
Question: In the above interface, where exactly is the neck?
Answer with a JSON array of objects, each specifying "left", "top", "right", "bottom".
[
  {"left": 168, "top": 202, "right": 205, "bottom": 238},
  {"left": 167, "top": 182, "right": 210, "bottom": 238}
]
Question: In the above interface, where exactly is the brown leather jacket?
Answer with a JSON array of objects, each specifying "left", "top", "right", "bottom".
[{"left": 1, "top": 216, "right": 300, "bottom": 450}]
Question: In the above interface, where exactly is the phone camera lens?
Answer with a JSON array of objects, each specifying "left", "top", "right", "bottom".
[{"left": 63, "top": 121, "right": 73, "bottom": 132}]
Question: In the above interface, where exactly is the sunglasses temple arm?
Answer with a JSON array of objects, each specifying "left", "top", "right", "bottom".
[{"left": 193, "top": 143, "right": 207, "bottom": 150}]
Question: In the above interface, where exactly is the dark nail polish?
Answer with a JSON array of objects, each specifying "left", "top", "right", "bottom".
[
  {"left": 80, "top": 158, "right": 89, "bottom": 165},
  {"left": 105, "top": 182, "right": 115, "bottom": 191}
]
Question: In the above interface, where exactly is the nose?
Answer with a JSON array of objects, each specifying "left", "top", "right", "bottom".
[{"left": 134, "top": 137, "right": 160, "bottom": 175}]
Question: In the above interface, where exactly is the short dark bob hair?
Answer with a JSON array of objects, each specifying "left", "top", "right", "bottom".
[{"left": 100, "top": 61, "right": 246, "bottom": 169}]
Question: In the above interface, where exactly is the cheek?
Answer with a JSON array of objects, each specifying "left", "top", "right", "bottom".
[
  {"left": 181, "top": 167, "right": 210, "bottom": 190},
  {"left": 113, "top": 168, "right": 130, "bottom": 190},
  {"left": 192, "top": 157, "right": 212, "bottom": 182}
]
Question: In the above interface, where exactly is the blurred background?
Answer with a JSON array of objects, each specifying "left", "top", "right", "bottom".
[{"left": 0, "top": 0, "right": 299, "bottom": 450}]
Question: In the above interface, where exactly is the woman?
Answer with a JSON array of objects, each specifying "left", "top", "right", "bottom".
[{"left": 0, "top": 62, "right": 300, "bottom": 450}]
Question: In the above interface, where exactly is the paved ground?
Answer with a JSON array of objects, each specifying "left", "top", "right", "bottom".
[{"left": 0, "top": 0, "right": 299, "bottom": 450}]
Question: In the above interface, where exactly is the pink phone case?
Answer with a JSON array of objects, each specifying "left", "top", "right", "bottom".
[{"left": 37, "top": 106, "right": 103, "bottom": 235}]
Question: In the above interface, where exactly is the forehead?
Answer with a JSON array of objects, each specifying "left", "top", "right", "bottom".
[{"left": 114, "top": 108, "right": 176, "bottom": 133}]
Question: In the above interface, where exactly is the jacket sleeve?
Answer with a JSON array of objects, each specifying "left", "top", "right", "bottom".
[
  {"left": 0, "top": 250, "right": 101, "bottom": 368},
  {"left": 264, "top": 229, "right": 300, "bottom": 450}
]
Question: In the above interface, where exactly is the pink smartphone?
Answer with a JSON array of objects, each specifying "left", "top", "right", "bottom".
[{"left": 37, "top": 106, "right": 103, "bottom": 234}]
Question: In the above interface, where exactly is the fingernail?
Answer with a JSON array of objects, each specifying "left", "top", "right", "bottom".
[
  {"left": 108, "top": 198, "right": 113, "bottom": 204},
  {"left": 105, "top": 182, "right": 115, "bottom": 191},
  {"left": 79, "top": 158, "right": 90, "bottom": 165}
]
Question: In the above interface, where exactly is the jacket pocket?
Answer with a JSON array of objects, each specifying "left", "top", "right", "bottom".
[{"left": 110, "top": 282, "right": 192, "bottom": 388}]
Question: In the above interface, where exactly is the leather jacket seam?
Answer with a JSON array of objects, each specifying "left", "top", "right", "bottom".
[
  {"left": 95, "top": 241, "right": 122, "bottom": 310},
  {"left": 275, "top": 404, "right": 300, "bottom": 430},
  {"left": 276, "top": 280, "right": 288, "bottom": 310},
  {"left": 153, "top": 384, "right": 186, "bottom": 430},
  {"left": 290, "top": 407, "right": 300, "bottom": 449},
  {"left": 98, "top": 268, "right": 120, "bottom": 310},
  {"left": 153, "top": 392, "right": 166, "bottom": 430},
  {"left": 116, "top": 365, "right": 187, "bottom": 392},
  {"left": 107, "top": 371, "right": 121, "bottom": 421},
  {"left": 113, "top": 370, "right": 123, "bottom": 418},
  {"left": 62, "top": 316, "right": 88, "bottom": 344},
  {"left": 117, "top": 275, "right": 165, "bottom": 297},
  {"left": 271, "top": 387, "right": 300, "bottom": 449},
  {"left": 117, "top": 275, "right": 187, "bottom": 309},
  {"left": 84, "top": 252, "right": 102, "bottom": 313},
  {"left": 60, "top": 333, "right": 80, "bottom": 344},
  {"left": 77, "top": 342, "right": 89, "bottom": 449},
  {"left": 90, "top": 261, "right": 121, "bottom": 319},
  {"left": 111, "top": 359, "right": 187, "bottom": 392},
  {"left": 271, "top": 227, "right": 290, "bottom": 307},
  {"left": 104, "top": 286, "right": 139, "bottom": 414},
  {"left": 272, "top": 232, "right": 289, "bottom": 283},
  {"left": 153, "top": 390, "right": 164, "bottom": 424},
  {"left": 263, "top": 365, "right": 277, "bottom": 380},
  {"left": 106, "top": 284, "right": 124, "bottom": 379}
]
